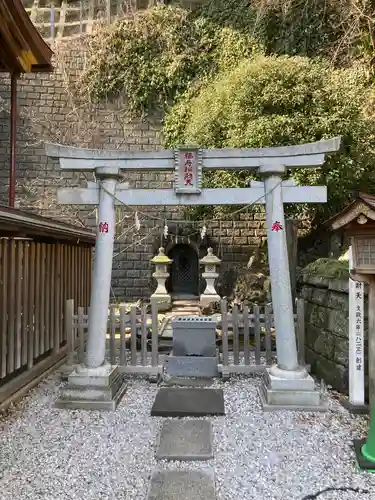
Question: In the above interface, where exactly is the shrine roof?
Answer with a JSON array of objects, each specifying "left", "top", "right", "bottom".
[
  {"left": 0, "top": 204, "right": 95, "bottom": 243},
  {"left": 0, "top": 0, "right": 53, "bottom": 73},
  {"left": 326, "top": 193, "right": 375, "bottom": 231}
]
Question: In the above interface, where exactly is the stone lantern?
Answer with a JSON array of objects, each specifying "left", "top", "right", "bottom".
[
  {"left": 150, "top": 247, "right": 172, "bottom": 312},
  {"left": 199, "top": 247, "right": 221, "bottom": 308}
]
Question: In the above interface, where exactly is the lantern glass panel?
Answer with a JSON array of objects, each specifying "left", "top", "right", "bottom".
[{"left": 355, "top": 238, "right": 375, "bottom": 266}]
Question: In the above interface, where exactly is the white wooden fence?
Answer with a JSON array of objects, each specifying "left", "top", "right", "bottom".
[{"left": 61, "top": 298, "right": 306, "bottom": 379}]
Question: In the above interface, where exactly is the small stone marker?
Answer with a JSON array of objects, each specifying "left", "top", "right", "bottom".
[
  {"left": 151, "top": 388, "right": 225, "bottom": 417},
  {"left": 156, "top": 419, "right": 213, "bottom": 461},
  {"left": 147, "top": 469, "right": 216, "bottom": 500}
]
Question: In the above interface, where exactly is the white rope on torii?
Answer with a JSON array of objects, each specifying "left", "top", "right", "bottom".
[{"left": 46, "top": 137, "right": 342, "bottom": 411}]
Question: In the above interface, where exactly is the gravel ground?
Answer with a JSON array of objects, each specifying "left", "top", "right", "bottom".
[{"left": 0, "top": 373, "right": 374, "bottom": 500}]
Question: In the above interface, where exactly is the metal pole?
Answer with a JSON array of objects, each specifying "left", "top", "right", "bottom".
[
  {"left": 84, "top": 169, "right": 118, "bottom": 368},
  {"left": 9, "top": 72, "right": 18, "bottom": 208}
]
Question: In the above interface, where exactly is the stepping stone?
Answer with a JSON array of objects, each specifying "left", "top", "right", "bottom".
[
  {"left": 151, "top": 388, "right": 225, "bottom": 417},
  {"left": 155, "top": 419, "right": 213, "bottom": 461},
  {"left": 160, "top": 377, "right": 213, "bottom": 387},
  {"left": 147, "top": 469, "right": 216, "bottom": 500}
]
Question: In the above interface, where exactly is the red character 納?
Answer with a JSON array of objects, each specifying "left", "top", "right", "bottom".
[{"left": 99, "top": 222, "right": 109, "bottom": 233}]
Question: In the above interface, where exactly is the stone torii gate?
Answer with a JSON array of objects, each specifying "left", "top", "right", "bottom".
[{"left": 46, "top": 137, "right": 341, "bottom": 411}]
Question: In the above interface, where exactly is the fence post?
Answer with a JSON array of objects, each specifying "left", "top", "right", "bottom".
[
  {"left": 130, "top": 306, "right": 137, "bottom": 366},
  {"left": 151, "top": 302, "right": 159, "bottom": 369},
  {"left": 232, "top": 304, "right": 240, "bottom": 365},
  {"left": 78, "top": 307, "right": 85, "bottom": 364},
  {"left": 265, "top": 303, "right": 273, "bottom": 365},
  {"left": 296, "top": 298, "right": 306, "bottom": 367},
  {"left": 220, "top": 299, "right": 229, "bottom": 379},
  {"left": 60, "top": 299, "right": 75, "bottom": 380}
]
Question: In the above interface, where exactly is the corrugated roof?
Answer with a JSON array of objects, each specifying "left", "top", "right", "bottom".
[{"left": 0, "top": 0, "right": 53, "bottom": 73}]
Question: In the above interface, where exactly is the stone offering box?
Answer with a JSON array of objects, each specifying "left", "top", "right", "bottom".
[
  {"left": 172, "top": 316, "right": 216, "bottom": 357},
  {"left": 166, "top": 316, "right": 218, "bottom": 378}
]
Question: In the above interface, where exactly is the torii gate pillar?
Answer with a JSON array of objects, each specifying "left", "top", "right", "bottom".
[
  {"left": 56, "top": 166, "right": 128, "bottom": 411},
  {"left": 258, "top": 165, "right": 323, "bottom": 411}
]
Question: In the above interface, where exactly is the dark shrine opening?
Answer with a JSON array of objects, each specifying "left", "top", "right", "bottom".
[{"left": 166, "top": 243, "right": 199, "bottom": 298}]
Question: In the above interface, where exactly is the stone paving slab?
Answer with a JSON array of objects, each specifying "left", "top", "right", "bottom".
[
  {"left": 147, "top": 469, "right": 216, "bottom": 500},
  {"left": 151, "top": 388, "right": 225, "bottom": 417},
  {"left": 155, "top": 419, "right": 213, "bottom": 461}
]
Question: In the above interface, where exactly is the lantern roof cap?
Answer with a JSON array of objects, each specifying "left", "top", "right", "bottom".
[
  {"left": 151, "top": 247, "right": 172, "bottom": 264},
  {"left": 200, "top": 247, "right": 221, "bottom": 265}
]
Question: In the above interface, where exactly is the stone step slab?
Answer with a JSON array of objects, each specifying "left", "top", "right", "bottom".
[
  {"left": 155, "top": 419, "right": 213, "bottom": 461},
  {"left": 147, "top": 469, "right": 216, "bottom": 500},
  {"left": 160, "top": 377, "right": 213, "bottom": 387},
  {"left": 151, "top": 387, "right": 225, "bottom": 417}
]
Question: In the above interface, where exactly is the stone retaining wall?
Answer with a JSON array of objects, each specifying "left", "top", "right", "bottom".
[{"left": 301, "top": 274, "right": 368, "bottom": 395}]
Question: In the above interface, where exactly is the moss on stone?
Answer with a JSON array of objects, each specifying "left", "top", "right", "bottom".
[{"left": 302, "top": 258, "right": 349, "bottom": 280}]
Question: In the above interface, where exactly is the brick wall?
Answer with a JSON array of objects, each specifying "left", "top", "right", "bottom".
[{"left": 0, "top": 38, "right": 266, "bottom": 302}]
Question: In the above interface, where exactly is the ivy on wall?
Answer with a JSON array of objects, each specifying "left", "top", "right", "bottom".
[{"left": 83, "top": 5, "right": 260, "bottom": 116}]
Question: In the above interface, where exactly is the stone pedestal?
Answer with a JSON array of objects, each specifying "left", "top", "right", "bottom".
[
  {"left": 199, "top": 248, "right": 221, "bottom": 308},
  {"left": 166, "top": 317, "right": 219, "bottom": 378},
  {"left": 258, "top": 366, "right": 327, "bottom": 412},
  {"left": 55, "top": 363, "right": 127, "bottom": 411},
  {"left": 150, "top": 248, "right": 172, "bottom": 312}
]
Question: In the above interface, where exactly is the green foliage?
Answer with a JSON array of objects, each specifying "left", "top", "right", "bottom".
[
  {"left": 164, "top": 55, "right": 375, "bottom": 221},
  {"left": 302, "top": 258, "right": 349, "bottom": 280},
  {"left": 81, "top": 0, "right": 375, "bottom": 224},
  {"left": 82, "top": 5, "right": 261, "bottom": 115}
]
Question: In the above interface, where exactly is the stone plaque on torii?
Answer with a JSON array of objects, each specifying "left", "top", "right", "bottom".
[{"left": 46, "top": 137, "right": 342, "bottom": 411}]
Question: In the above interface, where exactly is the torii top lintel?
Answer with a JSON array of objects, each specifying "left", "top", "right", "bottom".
[{"left": 45, "top": 137, "right": 342, "bottom": 172}]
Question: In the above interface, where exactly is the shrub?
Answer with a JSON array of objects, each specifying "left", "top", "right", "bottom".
[{"left": 164, "top": 55, "right": 375, "bottom": 222}]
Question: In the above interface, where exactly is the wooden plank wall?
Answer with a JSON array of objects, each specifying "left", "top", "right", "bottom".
[{"left": 0, "top": 239, "right": 92, "bottom": 386}]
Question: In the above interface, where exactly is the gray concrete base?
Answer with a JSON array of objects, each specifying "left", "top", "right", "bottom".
[
  {"left": 166, "top": 355, "right": 219, "bottom": 378},
  {"left": 151, "top": 294, "right": 171, "bottom": 313},
  {"left": 155, "top": 419, "right": 213, "bottom": 461},
  {"left": 147, "top": 469, "right": 216, "bottom": 500},
  {"left": 340, "top": 398, "right": 369, "bottom": 415},
  {"left": 199, "top": 294, "right": 220, "bottom": 309},
  {"left": 259, "top": 368, "right": 328, "bottom": 412},
  {"left": 59, "top": 363, "right": 78, "bottom": 381},
  {"left": 55, "top": 364, "right": 127, "bottom": 411}
]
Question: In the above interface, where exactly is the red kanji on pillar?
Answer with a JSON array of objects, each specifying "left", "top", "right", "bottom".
[
  {"left": 99, "top": 222, "right": 109, "bottom": 233},
  {"left": 271, "top": 221, "right": 283, "bottom": 232}
]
